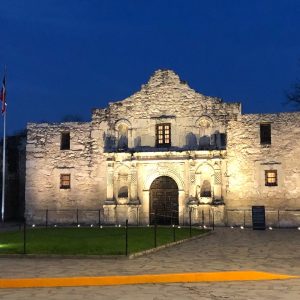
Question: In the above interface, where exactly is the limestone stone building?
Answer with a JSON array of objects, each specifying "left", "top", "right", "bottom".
[{"left": 25, "top": 70, "right": 300, "bottom": 226}]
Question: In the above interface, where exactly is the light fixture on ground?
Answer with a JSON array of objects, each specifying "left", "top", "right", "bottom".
[
  {"left": 269, "top": 226, "right": 273, "bottom": 230},
  {"left": 240, "top": 226, "right": 244, "bottom": 229}
]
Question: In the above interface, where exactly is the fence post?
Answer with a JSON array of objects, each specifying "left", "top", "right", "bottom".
[
  {"left": 173, "top": 223, "right": 176, "bottom": 242},
  {"left": 45, "top": 209, "right": 48, "bottom": 228},
  {"left": 189, "top": 209, "right": 192, "bottom": 237},
  {"left": 23, "top": 217, "right": 26, "bottom": 254},
  {"left": 225, "top": 209, "right": 228, "bottom": 227},
  {"left": 125, "top": 219, "right": 128, "bottom": 256},
  {"left": 154, "top": 211, "right": 157, "bottom": 248},
  {"left": 98, "top": 209, "right": 101, "bottom": 228}
]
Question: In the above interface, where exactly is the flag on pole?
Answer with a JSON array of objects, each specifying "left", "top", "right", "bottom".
[{"left": 0, "top": 75, "right": 6, "bottom": 114}]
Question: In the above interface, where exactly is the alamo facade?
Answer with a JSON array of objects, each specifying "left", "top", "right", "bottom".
[{"left": 25, "top": 70, "right": 300, "bottom": 226}]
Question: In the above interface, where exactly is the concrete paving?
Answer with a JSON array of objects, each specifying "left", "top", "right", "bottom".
[{"left": 0, "top": 228, "right": 300, "bottom": 299}]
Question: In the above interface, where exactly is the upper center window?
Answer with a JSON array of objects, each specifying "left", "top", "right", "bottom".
[
  {"left": 61, "top": 132, "right": 70, "bottom": 150},
  {"left": 260, "top": 124, "right": 271, "bottom": 145},
  {"left": 156, "top": 123, "right": 171, "bottom": 147}
]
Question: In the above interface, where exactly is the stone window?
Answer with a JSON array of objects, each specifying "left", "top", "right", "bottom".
[
  {"left": 265, "top": 170, "right": 277, "bottom": 186},
  {"left": 200, "top": 180, "right": 212, "bottom": 197},
  {"left": 220, "top": 133, "right": 227, "bottom": 148},
  {"left": 117, "top": 124, "right": 128, "bottom": 150},
  {"left": 156, "top": 123, "right": 171, "bottom": 147},
  {"left": 61, "top": 132, "right": 70, "bottom": 150},
  {"left": 260, "top": 124, "right": 271, "bottom": 145},
  {"left": 118, "top": 186, "right": 128, "bottom": 198},
  {"left": 60, "top": 174, "right": 71, "bottom": 189}
]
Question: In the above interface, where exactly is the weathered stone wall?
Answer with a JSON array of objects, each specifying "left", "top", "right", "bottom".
[
  {"left": 25, "top": 122, "right": 107, "bottom": 222},
  {"left": 103, "top": 150, "right": 226, "bottom": 225},
  {"left": 92, "top": 70, "right": 241, "bottom": 151},
  {"left": 25, "top": 70, "right": 300, "bottom": 227},
  {"left": 226, "top": 113, "right": 300, "bottom": 216}
]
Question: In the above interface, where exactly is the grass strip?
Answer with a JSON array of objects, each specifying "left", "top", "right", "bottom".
[{"left": 0, "top": 226, "right": 207, "bottom": 255}]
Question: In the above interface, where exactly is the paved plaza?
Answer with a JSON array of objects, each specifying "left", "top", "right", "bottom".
[{"left": 0, "top": 228, "right": 300, "bottom": 299}]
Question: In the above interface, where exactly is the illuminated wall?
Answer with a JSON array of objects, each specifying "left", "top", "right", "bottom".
[
  {"left": 226, "top": 113, "right": 300, "bottom": 226},
  {"left": 25, "top": 70, "right": 300, "bottom": 226}
]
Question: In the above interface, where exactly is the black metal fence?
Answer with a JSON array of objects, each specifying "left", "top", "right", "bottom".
[
  {"left": 24, "top": 207, "right": 300, "bottom": 228},
  {"left": 225, "top": 208, "right": 300, "bottom": 228},
  {"left": 27, "top": 209, "right": 105, "bottom": 227},
  {"left": 0, "top": 210, "right": 209, "bottom": 255}
]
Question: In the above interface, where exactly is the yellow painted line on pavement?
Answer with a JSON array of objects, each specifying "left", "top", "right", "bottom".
[{"left": 0, "top": 271, "right": 298, "bottom": 289}]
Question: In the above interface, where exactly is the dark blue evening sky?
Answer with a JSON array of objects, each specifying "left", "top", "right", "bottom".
[{"left": 1, "top": 0, "right": 300, "bottom": 134}]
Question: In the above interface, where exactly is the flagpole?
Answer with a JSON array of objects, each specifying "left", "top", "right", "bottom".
[
  {"left": 1, "top": 107, "right": 6, "bottom": 222},
  {"left": 1, "top": 66, "right": 6, "bottom": 223}
]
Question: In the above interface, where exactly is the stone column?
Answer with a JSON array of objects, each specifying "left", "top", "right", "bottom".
[
  {"left": 103, "top": 204, "right": 116, "bottom": 224},
  {"left": 130, "top": 164, "right": 138, "bottom": 202},
  {"left": 141, "top": 190, "right": 150, "bottom": 225},
  {"left": 106, "top": 162, "right": 115, "bottom": 203},
  {"left": 128, "top": 128, "right": 133, "bottom": 149},
  {"left": 178, "top": 190, "right": 186, "bottom": 225},
  {"left": 214, "top": 170, "right": 222, "bottom": 200},
  {"left": 189, "top": 159, "right": 196, "bottom": 197}
]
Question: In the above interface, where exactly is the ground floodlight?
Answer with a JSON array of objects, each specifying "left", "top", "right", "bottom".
[
  {"left": 77, "top": 224, "right": 80, "bottom": 228},
  {"left": 269, "top": 226, "right": 273, "bottom": 230},
  {"left": 240, "top": 225, "right": 244, "bottom": 229},
  {"left": 32, "top": 224, "right": 35, "bottom": 228},
  {"left": 90, "top": 224, "right": 94, "bottom": 227}
]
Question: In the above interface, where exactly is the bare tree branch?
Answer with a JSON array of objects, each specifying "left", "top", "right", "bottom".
[{"left": 286, "top": 82, "right": 300, "bottom": 110}]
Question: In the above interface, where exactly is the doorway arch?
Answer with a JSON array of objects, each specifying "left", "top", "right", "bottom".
[{"left": 149, "top": 176, "right": 179, "bottom": 225}]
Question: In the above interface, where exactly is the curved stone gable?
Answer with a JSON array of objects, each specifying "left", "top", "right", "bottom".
[{"left": 93, "top": 70, "right": 241, "bottom": 121}]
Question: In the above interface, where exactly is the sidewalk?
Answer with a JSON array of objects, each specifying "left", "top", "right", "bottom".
[{"left": 0, "top": 228, "right": 299, "bottom": 299}]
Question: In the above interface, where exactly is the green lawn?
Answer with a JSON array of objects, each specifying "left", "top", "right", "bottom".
[{"left": 0, "top": 226, "right": 208, "bottom": 255}]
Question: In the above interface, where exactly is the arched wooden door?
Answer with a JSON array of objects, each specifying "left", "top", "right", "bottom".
[{"left": 149, "top": 176, "right": 179, "bottom": 225}]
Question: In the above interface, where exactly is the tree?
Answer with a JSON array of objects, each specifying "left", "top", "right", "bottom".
[{"left": 286, "top": 81, "right": 300, "bottom": 110}]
